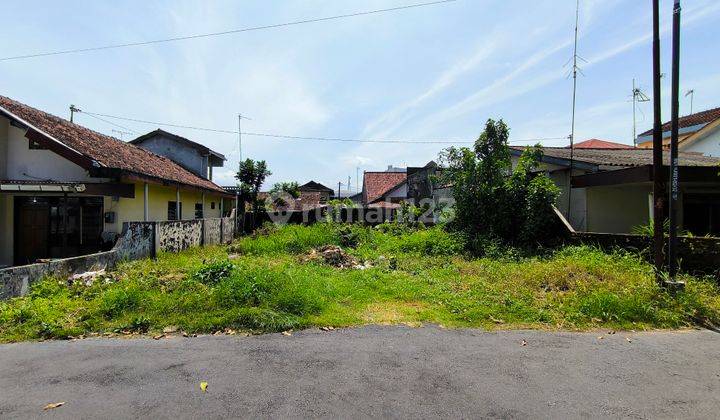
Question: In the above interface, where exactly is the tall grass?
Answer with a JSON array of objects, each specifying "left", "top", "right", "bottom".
[{"left": 1, "top": 222, "right": 719, "bottom": 342}]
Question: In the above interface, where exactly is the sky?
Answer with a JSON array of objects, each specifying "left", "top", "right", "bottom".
[{"left": 1, "top": 0, "right": 719, "bottom": 192}]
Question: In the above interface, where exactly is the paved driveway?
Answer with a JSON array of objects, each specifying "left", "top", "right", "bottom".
[{"left": 1, "top": 325, "right": 719, "bottom": 419}]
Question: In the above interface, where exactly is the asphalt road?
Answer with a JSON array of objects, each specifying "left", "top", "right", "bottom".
[{"left": 1, "top": 325, "right": 719, "bottom": 419}]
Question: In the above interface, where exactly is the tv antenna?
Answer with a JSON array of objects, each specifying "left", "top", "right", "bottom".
[
  {"left": 111, "top": 129, "right": 133, "bottom": 140},
  {"left": 684, "top": 89, "right": 694, "bottom": 115},
  {"left": 632, "top": 78, "right": 650, "bottom": 143}
]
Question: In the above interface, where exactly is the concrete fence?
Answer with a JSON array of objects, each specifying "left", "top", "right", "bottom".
[{"left": 0, "top": 216, "right": 237, "bottom": 300}]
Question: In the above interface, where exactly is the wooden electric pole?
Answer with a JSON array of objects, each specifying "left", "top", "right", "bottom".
[
  {"left": 651, "top": 0, "right": 665, "bottom": 283},
  {"left": 668, "top": 0, "right": 683, "bottom": 288}
]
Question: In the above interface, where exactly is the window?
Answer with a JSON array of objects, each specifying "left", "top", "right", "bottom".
[
  {"left": 168, "top": 201, "right": 182, "bottom": 220},
  {"left": 211, "top": 202, "right": 216, "bottom": 209},
  {"left": 194, "top": 203, "right": 203, "bottom": 219}
]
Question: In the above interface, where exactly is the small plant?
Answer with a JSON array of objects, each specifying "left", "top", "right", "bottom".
[
  {"left": 124, "top": 315, "right": 150, "bottom": 333},
  {"left": 192, "top": 260, "right": 234, "bottom": 285}
]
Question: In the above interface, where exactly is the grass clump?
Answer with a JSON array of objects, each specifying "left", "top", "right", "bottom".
[{"left": 1, "top": 223, "right": 719, "bottom": 342}]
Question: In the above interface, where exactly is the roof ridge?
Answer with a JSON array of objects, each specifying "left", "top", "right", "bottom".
[{"left": 0, "top": 94, "right": 228, "bottom": 194}]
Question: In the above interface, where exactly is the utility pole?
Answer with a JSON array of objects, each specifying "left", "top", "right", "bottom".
[
  {"left": 337, "top": 181, "right": 342, "bottom": 199},
  {"left": 69, "top": 104, "right": 81, "bottom": 123},
  {"left": 356, "top": 167, "right": 360, "bottom": 193},
  {"left": 236, "top": 114, "right": 243, "bottom": 232},
  {"left": 668, "top": 0, "right": 682, "bottom": 286},
  {"left": 347, "top": 176, "right": 351, "bottom": 195},
  {"left": 566, "top": 0, "right": 581, "bottom": 223},
  {"left": 651, "top": 0, "right": 665, "bottom": 283}
]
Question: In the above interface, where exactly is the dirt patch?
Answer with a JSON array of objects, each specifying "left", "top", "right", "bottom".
[{"left": 300, "top": 245, "right": 363, "bottom": 269}]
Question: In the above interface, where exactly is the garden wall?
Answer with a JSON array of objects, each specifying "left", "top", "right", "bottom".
[
  {"left": 0, "top": 217, "right": 238, "bottom": 300},
  {"left": 0, "top": 222, "right": 155, "bottom": 300}
]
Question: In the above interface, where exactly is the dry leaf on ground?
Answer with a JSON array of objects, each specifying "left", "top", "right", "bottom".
[{"left": 43, "top": 402, "right": 65, "bottom": 410}]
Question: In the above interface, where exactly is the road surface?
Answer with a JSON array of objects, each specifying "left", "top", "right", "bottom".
[{"left": 1, "top": 325, "right": 718, "bottom": 419}]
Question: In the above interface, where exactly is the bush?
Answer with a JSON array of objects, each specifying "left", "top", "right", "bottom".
[
  {"left": 99, "top": 286, "right": 142, "bottom": 318},
  {"left": 192, "top": 260, "right": 234, "bottom": 285},
  {"left": 439, "top": 119, "right": 560, "bottom": 248},
  {"left": 231, "top": 223, "right": 340, "bottom": 255}
]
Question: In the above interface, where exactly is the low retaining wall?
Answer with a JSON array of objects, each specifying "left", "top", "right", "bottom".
[
  {"left": 1, "top": 217, "right": 238, "bottom": 299},
  {"left": 572, "top": 232, "right": 720, "bottom": 274},
  {"left": 0, "top": 222, "right": 155, "bottom": 300}
]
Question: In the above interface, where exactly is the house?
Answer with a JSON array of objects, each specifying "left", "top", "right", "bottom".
[
  {"left": 0, "top": 95, "right": 234, "bottom": 267},
  {"left": 358, "top": 161, "right": 443, "bottom": 209},
  {"left": 361, "top": 171, "right": 407, "bottom": 208},
  {"left": 130, "top": 129, "right": 226, "bottom": 181},
  {"left": 298, "top": 181, "right": 334, "bottom": 203},
  {"left": 635, "top": 106, "right": 720, "bottom": 156},
  {"left": 510, "top": 146, "right": 720, "bottom": 235}
]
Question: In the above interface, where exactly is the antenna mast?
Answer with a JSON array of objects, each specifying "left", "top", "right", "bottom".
[
  {"left": 685, "top": 89, "right": 694, "bottom": 115},
  {"left": 632, "top": 78, "right": 650, "bottom": 143},
  {"left": 567, "top": 0, "right": 581, "bottom": 222}
]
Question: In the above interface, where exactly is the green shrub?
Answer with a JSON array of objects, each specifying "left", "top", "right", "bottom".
[
  {"left": 192, "top": 260, "right": 234, "bottom": 285},
  {"left": 124, "top": 315, "right": 151, "bottom": 333},
  {"left": 99, "top": 286, "right": 142, "bottom": 318}
]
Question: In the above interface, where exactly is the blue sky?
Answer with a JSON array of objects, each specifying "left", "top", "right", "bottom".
[{"left": 1, "top": 0, "right": 719, "bottom": 191}]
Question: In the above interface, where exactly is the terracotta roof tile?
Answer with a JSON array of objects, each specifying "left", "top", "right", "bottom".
[
  {"left": 570, "top": 139, "right": 634, "bottom": 149},
  {"left": 512, "top": 146, "right": 720, "bottom": 167},
  {"left": 363, "top": 172, "right": 406, "bottom": 203},
  {"left": 638, "top": 106, "right": 720, "bottom": 137},
  {"left": 0, "top": 95, "right": 227, "bottom": 194}
]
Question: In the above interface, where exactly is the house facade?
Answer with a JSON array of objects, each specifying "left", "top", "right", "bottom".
[
  {"left": 0, "top": 95, "right": 233, "bottom": 268},
  {"left": 636, "top": 106, "right": 720, "bottom": 157},
  {"left": 510, "top": 146, "right": 720, "bottom": 235},
  {"left": 130, "top": 129, "right": 226, "bottom": 181}
]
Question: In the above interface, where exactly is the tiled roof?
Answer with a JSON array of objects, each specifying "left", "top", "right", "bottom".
[
  {"left": 363, "top": 172, "right": 407, "bottom": 203},
  {"left": 299, "top": 180, "right": 334, "bottom": 193},
  {"left": 0, "top": 95, "right": 227, "bottom": 194},
  {"left": 512, "top": 146, "right": 720, "bottom": 168},
  {"left": 570, "top": 139, "right": 634, "bottom": 149},
  {"left": 638, "top": 106, "right": 720, "bottom": 137}
]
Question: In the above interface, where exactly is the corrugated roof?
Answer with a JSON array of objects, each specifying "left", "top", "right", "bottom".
[
  {"left": 638, "top": 106, "right": 720, "bottom": 137},
  {"left": 0, "top": 95, "right": 227, "bottom": 194},
  {"left": 512, "top": 146, "right": 720, "bottom": 168}
]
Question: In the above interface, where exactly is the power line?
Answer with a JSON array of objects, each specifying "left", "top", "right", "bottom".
[
  {"left": 79, "top": 111, "right": 139, "bottom": 135},
  {"left": 0, "top": 0, "right": 458, "bottom": 62},
  {"left": 80, "top": 110, "right": 568, "bottom": 145}
]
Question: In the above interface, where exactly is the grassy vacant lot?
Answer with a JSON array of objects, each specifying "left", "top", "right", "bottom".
[{"left": 1, "top": 223, "right": 719, "bottom": 342}]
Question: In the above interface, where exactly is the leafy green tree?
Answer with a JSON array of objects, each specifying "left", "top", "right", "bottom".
[
  {"left": 236, "top": 159, "right": 271, "bottom": 214},
  {"left": 439, "top": 119, "right": 560, "bottom": 250},
  {"left": 270, "top": 182, "right": 300, "bottom": 198}
]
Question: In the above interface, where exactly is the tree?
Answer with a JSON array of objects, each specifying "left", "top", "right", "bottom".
[
  {"left": 439, "top": 119, "right": 560, "bottom": 250},
  {"left": 236, "top": 159, "right": 271, "bottom": 214},
  {"left": 269, "top": 181, "right": 300, "bottom": 198}
]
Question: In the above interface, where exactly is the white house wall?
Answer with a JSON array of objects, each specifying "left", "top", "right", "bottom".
[
  {"left": 682, "top": 127, "right": 720, "bottom": 157},
  {"left": 585, "top": 185, "right": 650, "bottom": 233},
  {"left": 4, "top": 119, "right": 95, "bottom": 182},
  {"left": 0, "top": 118, "right": 8, "bottom": 179}
]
